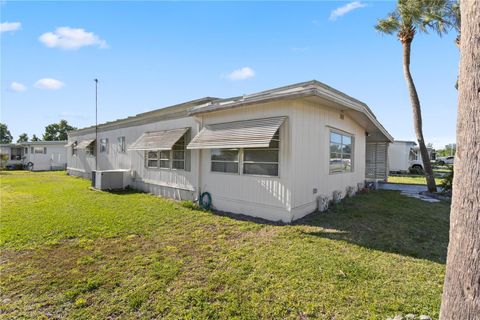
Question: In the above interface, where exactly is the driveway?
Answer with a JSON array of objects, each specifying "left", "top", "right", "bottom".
[{"left": 378, "top": 182, "right": 441, "bottom": 203}]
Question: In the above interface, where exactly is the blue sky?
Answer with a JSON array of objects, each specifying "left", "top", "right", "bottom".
[{"left": 1, "top": 1, "right": 459, "bottom": 148}]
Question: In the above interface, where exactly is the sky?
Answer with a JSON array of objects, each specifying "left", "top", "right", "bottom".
[{"left": 1, "top": 1, "right": 459, "bottom": 148}]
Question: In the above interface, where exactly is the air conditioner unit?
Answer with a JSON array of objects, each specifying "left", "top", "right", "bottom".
[{"left": 91, "top": 169, "right": 130, "bottom": 190}]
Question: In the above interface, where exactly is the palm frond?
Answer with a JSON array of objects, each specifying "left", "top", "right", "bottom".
[{"left": 375, "top": 13, "right": 400, "bottom": 34}]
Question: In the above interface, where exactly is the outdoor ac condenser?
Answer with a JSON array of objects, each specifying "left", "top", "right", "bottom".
[{"left": 92, "top": 170, "right": 130, "bottom": 190}]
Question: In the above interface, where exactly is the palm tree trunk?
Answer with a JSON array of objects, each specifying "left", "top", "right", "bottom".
[
  {"left": 402, "top": 40, "right": 437, "bottom": 192},
  {"left": 440, "top": 1, "right": 480, "bottom": 318}
]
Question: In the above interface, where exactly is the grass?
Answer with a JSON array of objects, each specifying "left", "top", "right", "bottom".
[
  {"left": 388, "top": 175, "right": 444, "bottom": 185},
  {"left": 0, "top": 171, "right": 450, "bottom": 319}
]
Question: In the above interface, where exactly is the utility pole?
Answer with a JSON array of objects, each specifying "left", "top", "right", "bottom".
[{"left": 94, "top": 78, "right": 98, "bottom": 171}]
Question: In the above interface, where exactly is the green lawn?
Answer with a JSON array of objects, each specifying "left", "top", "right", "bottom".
[
  {"left": 388, "top": 175, "right": 444, "bottom": 185},
  {"left": 0, "top": 171, "right": 450, "bottom": 319}
]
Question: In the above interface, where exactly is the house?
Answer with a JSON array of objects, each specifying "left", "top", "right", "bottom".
[
  {"left": 66, "top": 80, "right": 393, "bottom": 222},
  {"left": 388, "top": 140, "right": 436, "bottom": 173},
  {"left": 0, "top": 141, "right": 67, "bottom": 171}
]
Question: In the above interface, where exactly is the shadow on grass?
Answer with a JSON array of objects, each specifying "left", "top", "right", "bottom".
[{"left": 294, "top": 190, "right": 450, "bottom": 264}]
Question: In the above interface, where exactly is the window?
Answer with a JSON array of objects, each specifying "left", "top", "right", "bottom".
[
  {"left": 144, "top": 133, "right": 187, "bottom": 170},
  {"left": 100, "top": 138, "right": 108, "bottom": 153},
  {"left": 86, "top": 141, "right": 96, "bottom": 156},
  {"left": 24, "top": 147, "right": 28, "bottom": 154},
  {"left": 211, "top": 149, "right": 239, "bottom": 173},
  {"left": 33, "top": 147, "right": 46, "bottom": 154},
  {"left": 211, "top": 130, "right": 280, "bottom": 176},
  {"left": 330, "top": 131, "right": 354, "bottom": 173},
  {"left": 147, "top": 151, "right": 159, "bottom": 168},
  {"left": 118, "top": 136, "right": 126, "bottom": 153},
  {"left": 243, "top": 130, "right": 279, "bottom": 176},
  {"left": 172, "top": 135, "right": 185, "bottom": 170},
  {"left": 72, "top": 142, "right": 78, "bottom": 156}
]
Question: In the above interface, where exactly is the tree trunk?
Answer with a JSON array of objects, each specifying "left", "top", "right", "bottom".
[
  {"left": 439, "top": 1, "right": 480, "bottom": 318},
  {"left": 401, "top": 40, "right": 437, "bottom": 192}
]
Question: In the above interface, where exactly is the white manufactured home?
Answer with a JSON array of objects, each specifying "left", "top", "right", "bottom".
[
  {"left": 0, "top": 141, "right": 67, "bottom": 171},
  {"left": 67, "top": 80, "right": 393, "bottom": 222},
  {"left": 388, "top": 140, "right": 436, "bottom": 173}
]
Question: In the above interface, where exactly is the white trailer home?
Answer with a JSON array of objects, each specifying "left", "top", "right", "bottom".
[
  {"left": 0, "top": 141, "right": 67, "bottom": 171},
  {"left": 67, "top": 80, "right": 393, "bottom": 222},
  {"left": 388, "top": 140, "right": 435, "bottom": 173}
]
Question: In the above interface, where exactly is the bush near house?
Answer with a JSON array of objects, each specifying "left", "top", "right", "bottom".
[{"left": 1, "top": 172, "right": 450, "bottom": 319}]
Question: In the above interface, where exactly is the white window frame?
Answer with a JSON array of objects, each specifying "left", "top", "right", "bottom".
[
  {"left": 86, "top": 142, "right": 95, "bottom": 157},
  {"left": 329, "top": 129, "right": 354, "bottom": 174},
  {"left": 33, "top": 147, "right": 46, "bottom": 154},
  {"left": 144, "top": 133, "right": 187, "bottom": 171},
  {"left": 72, "top": 142, "right": 78, "bottom": 156},
  {"left": 146, "top": 150, "right": 160, "bottom": 168},
  {"left": 210, "top": 149, "right": 240, "bottom": 175},
  {"left": 210, "top": 129, "right": 280, "bottom": 177},
  {"left": 100, "top": 138, "right": 108, "bottom": 153},
  {"left": 118, "top": 136, "right": 126, "bottom": 153}
]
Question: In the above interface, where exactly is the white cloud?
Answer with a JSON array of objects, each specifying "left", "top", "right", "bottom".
[
  {"left": 224, "top": 67, "right": 255, "bottom": 81},
  {"left": 9, "top": 82, "right": 26, "bottom": 92},
  {"left": 39, "top": 27, "right": 108, "bottom": 50},
  {"left": 34, "top": 78, "right": 65, "bottom": 90},
  {"left": 0, "top": 21, "right": 21, "bottom": 33},
  {"left": 329, "top": 1, "right": 367, "bottom": 21}
]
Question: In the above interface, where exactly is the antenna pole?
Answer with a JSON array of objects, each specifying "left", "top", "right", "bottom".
[{"left": 94, "top": 79, "right": 98, "bottom": 171}]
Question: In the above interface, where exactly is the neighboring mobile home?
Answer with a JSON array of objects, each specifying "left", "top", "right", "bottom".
[
  {"left": 388, "top": 140, "right": 436, "bottom": 173},
  {"left": 67, "top": 80, "right": 393, "bottom": 222},
  {"left": 0, "top": 141, "right": 67, "bottom": 171}
]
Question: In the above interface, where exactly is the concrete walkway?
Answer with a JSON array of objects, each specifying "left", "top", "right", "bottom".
[{"left": 378, "top": 183, "right": 441, "bottom": 203}]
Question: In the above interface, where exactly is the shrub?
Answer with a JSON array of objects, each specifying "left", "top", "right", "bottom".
[{"left": 440, "top": 166, "right": 453, "bottom": 195}]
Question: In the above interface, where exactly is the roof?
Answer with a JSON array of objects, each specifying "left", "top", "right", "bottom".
[
  {"left": 189, "top": 80, "right": 393, "bottom": 142},
  {"left": 392, "top": 140, "right": 417, "bottom": 145},
  {"left": 70, "top": 97, "right": 218, "bottom": 135},
  {"left": 0, "top": 141, "right": 67, "bottom": 147},
  {"left": 68, "top": 80, "right": 393, "bottom": 142}
]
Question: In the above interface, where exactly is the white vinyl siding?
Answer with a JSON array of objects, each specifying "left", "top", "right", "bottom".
[{"left": 329, "top": 131, "right": 354, "bottom": 173}]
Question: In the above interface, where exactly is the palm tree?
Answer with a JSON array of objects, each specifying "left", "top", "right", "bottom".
[
  {"left": 375, "top": 0, "right": 451, "bottom": 193},
  {"left": 440, "top": 1, "right": 480, "bottom": 317}
]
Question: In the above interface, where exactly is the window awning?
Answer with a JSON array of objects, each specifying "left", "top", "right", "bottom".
[
  {"left": 65, "top": 141, "right": 75, "bottom": 147},
  {"left": 187, "top": 116, "right": 286, "bottom": 149},
  {"left": 128, "top": 128, "right": 189, "bottom": 151},
  {"left": 75, "top": 139, "right": 95, "bottom": 149}
]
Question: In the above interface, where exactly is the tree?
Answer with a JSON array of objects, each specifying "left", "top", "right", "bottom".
[
  {"left": 31, "top": 134, "right": 40, "bottom": 142},
  {"left": 375, "top": 0, "right": 451, "bottom": 192},
  {"left": 17, "top": 133, "right": 29, "bottom": 143},
  {"left": 440, "top": 1, "right": 480, "bottom": 318},
  {"left": 43, "top": 120, "right": 76, "bottom": 141},
  {"left": 0, "top": 123, "right": 13, "bottom": 144}
]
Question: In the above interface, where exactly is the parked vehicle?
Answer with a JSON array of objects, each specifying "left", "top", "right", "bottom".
[
  {"left": 388, "top": 140, "right": 435, "bottom": 174},
  {"left": 437, "top": 156, "right": 454, "bottom": 165}
]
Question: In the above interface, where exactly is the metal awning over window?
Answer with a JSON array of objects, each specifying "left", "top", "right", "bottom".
[
  {"left": 65, "top": 141, "right": 76, "bottom": 147},
  {"left": 75, "top": 139, "right": 95, "bottom": 149},
  {"left": 187, "top": 116, "right": 286, "bottom": 149},
  {"left": 128, "top": 128, "right": 189, "bottom": 151}
]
